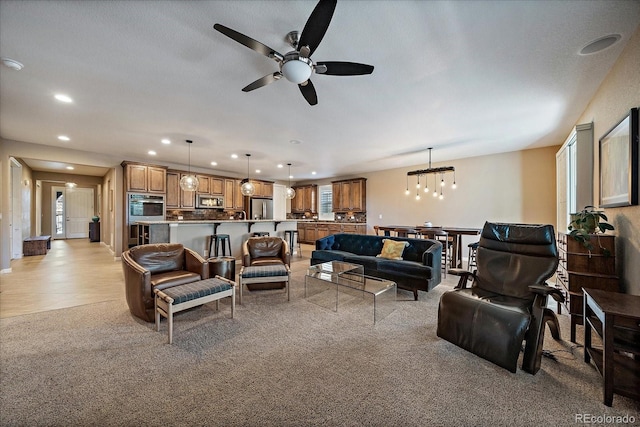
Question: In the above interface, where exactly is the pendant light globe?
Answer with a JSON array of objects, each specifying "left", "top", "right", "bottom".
[
  {"left": 179, "top": 140, "right": 199, "bottom": 191},
  {"left": 285, "top": 163, "right": 296, "bottom": 200},
  {"left": 240, "top": 154, "right": 256, "bottom": 196}
]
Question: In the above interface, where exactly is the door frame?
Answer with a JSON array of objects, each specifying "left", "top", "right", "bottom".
[{"left": 10, "top": 157, "right": 23, "bottom": 259}]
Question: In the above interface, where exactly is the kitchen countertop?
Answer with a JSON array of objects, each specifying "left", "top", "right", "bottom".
[{"left": 135, "top": 219, "right": 298, "bottom": 225}]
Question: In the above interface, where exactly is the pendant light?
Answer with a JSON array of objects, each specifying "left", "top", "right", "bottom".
[
  {"left": 240, "top": 154, "right": 256, "bottom": 196},
  {"left": 285, "top": 163, "right": 296, "bottom": 200},
  {"left": 179, "top": 140, "right": 199, "bottom": 191}
]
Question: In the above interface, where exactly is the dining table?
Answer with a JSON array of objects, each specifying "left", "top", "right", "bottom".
[{"left": 377, "top": 225, "right": 481, "bottom": 269}]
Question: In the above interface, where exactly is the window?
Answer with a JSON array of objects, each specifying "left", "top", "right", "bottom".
[{"left": 318, "top": 185, "right": 333, "bottom": 220}]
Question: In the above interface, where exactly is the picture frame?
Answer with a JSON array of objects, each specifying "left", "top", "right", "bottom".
[{"left": 599, "top": 107, "right": 639, "bottom": 208}]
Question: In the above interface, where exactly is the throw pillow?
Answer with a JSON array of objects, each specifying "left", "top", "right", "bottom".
[{"left": 377, "top": 239, "right": 410, "bottom": 260}]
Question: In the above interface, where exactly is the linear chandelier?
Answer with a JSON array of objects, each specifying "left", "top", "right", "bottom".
[{"left": 405, "top": 148, "right": 457, "bottom": 201}]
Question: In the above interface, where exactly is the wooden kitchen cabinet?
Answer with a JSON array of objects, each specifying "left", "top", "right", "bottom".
[
  {"left": 123, "top": 162, "right": 167, "bottom": 194},
  {"left": 165, "top": 170, "right": 195, "bottom": 209},
  {"left": 297, "top": 222, "right": 367, "bottom": 243},
  {"left": 331, "top": 178, "right": 366, "bottom": 212},
  {"left": 292, "top": 185, "right": 317, "bottom": 213},
  {"left": 248, "top": 180, "right": 274, "bottom": 198},
  {"left": 224, "top": 179, "right": 245, "bottom": 210},
  {"left": 197, "top": 175, "right": 224, "bottom": 195},
  {"left": 166, "top": 171, "right": 180, "bottom": 208}
]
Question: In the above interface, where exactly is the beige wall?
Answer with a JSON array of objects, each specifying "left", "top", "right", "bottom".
[
  {"left": 359, "top": 146, "right": 558, "bottom": 250},
  {"left": 576, "top": 26, "right": 640, "bottom": 294}
]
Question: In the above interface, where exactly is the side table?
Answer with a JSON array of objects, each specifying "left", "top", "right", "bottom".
[{"left": 583, "top": 288, "right": 640, "bottom": 406}]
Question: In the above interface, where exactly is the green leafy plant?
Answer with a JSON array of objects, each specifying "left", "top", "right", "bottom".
[{"left": 568, "top": 206, "right": 614, "bottom": 256}]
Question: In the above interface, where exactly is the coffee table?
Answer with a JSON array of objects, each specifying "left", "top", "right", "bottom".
[{"left": 305, "top": 261, "right": 396, "bottom": 323}]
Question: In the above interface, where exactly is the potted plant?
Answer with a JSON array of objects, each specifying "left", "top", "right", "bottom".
[{"left": 568, "top": 206, "right": 614, "bottom": 256}]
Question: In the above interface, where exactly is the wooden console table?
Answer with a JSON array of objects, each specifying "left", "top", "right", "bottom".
[{"left": 583, "top": 288, "right": 640, "bottom": 406}]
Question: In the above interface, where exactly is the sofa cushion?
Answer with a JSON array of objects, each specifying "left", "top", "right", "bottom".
[
  {"left": 343, "top": 255, "right": 385, "bottom": 271},
  {"left": 377, "top": 239, "right": 409, "bottom": 260},
  {"left": 151, "top": 271, "right": 202, "bottom": 291},
  {"left": 311, "top": 250, "right": 350, "bottom": 263},
  {"left": 377, "top": 259, "right": 433, "bottom": 280},
  {"left": 250, "top": 257, "right": 285, "bottom": 266}
]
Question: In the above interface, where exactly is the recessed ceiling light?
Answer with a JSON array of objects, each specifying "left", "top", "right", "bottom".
[
  {"left": 54, "top": 93, "right": 73, "bottom": 103},
  {"left": 290, "top": 139, "right": 302, "bottom": 145},
  {"left": 1, "top": 57, "right": 24, "bottom": 71},
  {"left": 231, "top": 154, "right": 238, "bottom": 159},
  {"left": 66, "top": 166, "right": 74, "bottom": 170},
  {"left": 579, "top": 34, "right": 621, "bottom": 55},
  {"left": 148, "top": 150, "right": 157, "bottom": 155},
  {"left": 211, "top": 161, "right": 218, "bottom": 166},
  {"left": 58, "top": 135, "right": 70, "bottom": 141},
  {"left": 161, "top": 139, "right": 171, "bottom": 144},
  {"left": 277, "top": 164, "right": 283, "bottom": 168},
  {"left": 311, "top": 171, "right": 317, "bottom": 175}
]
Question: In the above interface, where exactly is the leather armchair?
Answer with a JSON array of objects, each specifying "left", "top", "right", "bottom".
[
  {"left": 437, "top": 222, "right": 564, "bottom": 374},
  {"left": 242, "top": 236, "right": 290, "bottom": 267},
  {"left": 122, "top": 243, "right": 208, "bottom": 322}
]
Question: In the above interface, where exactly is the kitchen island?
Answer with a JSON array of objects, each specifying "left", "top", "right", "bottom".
[{"left": 134, "top": 219, "right": 300, "bottom": 259}]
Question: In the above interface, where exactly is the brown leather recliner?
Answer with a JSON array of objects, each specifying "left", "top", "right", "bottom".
[
  {"left": 437, "top": 222, "right": 564, "bottom": 374},
  {"left": 242, "top": 237, "right": 290, "bottom": 290},
  {"left": 242, "top": 236, "right": 290, "bottom": 267},
  {"left": 122, "top": 243, "right": 208, "bottom": 322}
]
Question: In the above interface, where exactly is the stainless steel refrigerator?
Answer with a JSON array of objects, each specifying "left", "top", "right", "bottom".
[{"left": 250, "top": 198, "right": 273, "bottom": 220}]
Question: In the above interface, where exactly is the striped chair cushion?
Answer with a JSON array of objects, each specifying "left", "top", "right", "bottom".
[
  {"left": 241, "top": 264, "right": 288, "bottom": 278},
  {"left": 162, "top": 278, "right": 232, "bottom": 305}
]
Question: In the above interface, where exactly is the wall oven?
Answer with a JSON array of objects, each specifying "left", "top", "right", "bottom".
[
  {"left": 127, "top": 193, "right": 165, "bottom": 247},
  {"left": 128, "top": 193, "right": 165, "bottom": 222}
]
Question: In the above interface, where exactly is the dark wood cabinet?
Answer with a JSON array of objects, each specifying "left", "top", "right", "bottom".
[
  {"left": 123, "top": 162, "right": 167, "bottom": 194},
  {"left": 332, "top": 178, "right": 366, "bottom": 212},
  {"left": 292, "top": 185, "right": 317, "bottom": 213},
  {"left": 297, "top": 222, "right": 366, "bottom": 244},
  {"left": 556, "top": 232, "right": 619, "bottom": 342},
  {"left": 89, "top": 222, "right": 100, "bottom": 242}
]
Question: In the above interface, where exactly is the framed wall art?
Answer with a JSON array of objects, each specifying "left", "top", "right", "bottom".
[{"left": 599, "top": 107, "right": 639, "bottom": 208}]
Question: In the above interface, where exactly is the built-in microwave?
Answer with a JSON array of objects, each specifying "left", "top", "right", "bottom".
[{"left": 197, "top": 194, "right": 224, "bottom": 209}]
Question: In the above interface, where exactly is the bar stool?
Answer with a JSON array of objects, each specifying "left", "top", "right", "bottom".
[
  {"left": 468, "top": 241, "right": 479, "bottom": 272},
  {"left": 209, "top": 234, "right": 232, "bottom": 257},
  {"left": 283, "top": 230, "right": 302, "bottom": 257}
]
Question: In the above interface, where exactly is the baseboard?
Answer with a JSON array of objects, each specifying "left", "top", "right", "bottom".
[{"left": 1, "top": 268, "right": 12, "bottom": 274}]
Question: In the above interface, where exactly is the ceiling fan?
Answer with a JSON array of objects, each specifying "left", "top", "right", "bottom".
[{"left": 213, "top": 0, "right": 374, "bottom": 106}]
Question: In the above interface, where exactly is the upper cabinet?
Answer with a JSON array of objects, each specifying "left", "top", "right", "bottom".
[
  {"left": 332, "top": 178, "right": 366, "bottom": 212},
  {"left": 292, "top": 184, "right": 317, "bottom": 213},
  {"left": 197, "top": 175, "right": 224, "bottom": 195},
  {"left": 250, "top": 180, "right": 274, "bottom": 198},
  {"left": 165, "top": 170, "right": 196, "bottom": 209},
  {"left": 224, "top": 179, "right": 244, "bottom": 210},
  {"left": 122, "top": 162, "right": 167, "bottom": 194}
]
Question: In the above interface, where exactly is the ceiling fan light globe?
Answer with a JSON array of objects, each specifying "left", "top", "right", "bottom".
[{"left": 282, "top": 59, "right": 312, "bottom": 84}]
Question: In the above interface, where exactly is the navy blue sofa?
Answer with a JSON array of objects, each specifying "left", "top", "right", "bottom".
[{"left": 311, "top": 233, "right": 442, "bottom": 300}]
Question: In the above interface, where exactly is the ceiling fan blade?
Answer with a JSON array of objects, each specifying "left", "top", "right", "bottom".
[
  {"left": 242, "top": 72, "right": 282, "bottom": 92},
  {"left": 316, "top": 61, "right": 374, "bottom": 76},
  {"left": 214, "top": 23, "right": 283, "bottom": 61},
  {"left": 298, "top": 0, "right": 337, "bottom": 57},
  {"left": 299, "top": 80, "right": 318, "bottom": 106}
]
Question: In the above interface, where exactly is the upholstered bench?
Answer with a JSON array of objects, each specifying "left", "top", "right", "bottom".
[
  {"left": 154, "top": 276, "right": 235, "bottom": 344},
  {"left": 238, "top": 264, "right": 291, "bottom": 305}
]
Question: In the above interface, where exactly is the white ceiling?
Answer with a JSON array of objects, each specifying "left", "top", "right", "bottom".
[{"left": 1, "top": 0, "right": 639, "bottom": 180}]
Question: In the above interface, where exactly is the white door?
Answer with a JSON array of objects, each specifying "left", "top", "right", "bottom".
[
  {"left": 67, "top": 188, "right": 94, "bottom": 238},
  {"left": 273, "top": 184, "right": 286, "bottom": 220},
  {"left": 52, "top": 187, "right": 94, "bottom": 239}
]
